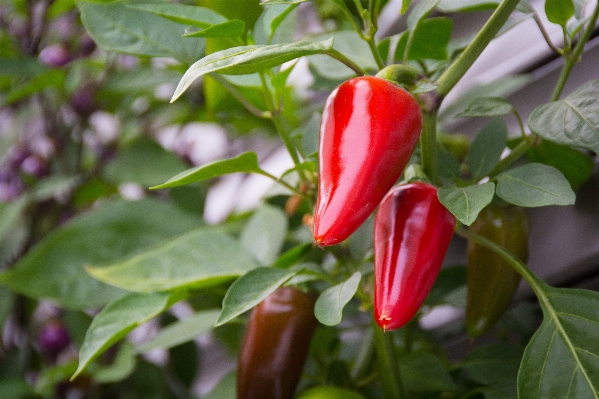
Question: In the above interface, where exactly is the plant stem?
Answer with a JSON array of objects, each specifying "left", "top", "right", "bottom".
[
  {"left": 436, "top": 0, "right": 521, "bottom": 96},
  {"left": 373, "top": 325, "right": 404, "bottom": 399},
  {"left": 455, "top": 227, "right": 545, "bottom": 298},
  {"left": 367, "top": 35, "right": 386, "bottom": 69},
  {"left": 488, "top": 136, "right": 535, "bottom": 177},
  {"left": 210, "top": 74, "right": 271, "bottom": 118},
  {"left": 258, "top": 72, "right": 302, "bottom": 168},
  {"left": 550, "top": 0, "right": 599, "bottom": 101},
  {"left": 271, "top": 111, "right": 301, "bottom": 167},
  {"left": 326, "top": 48, "right": 368, "bottom": 76},
  {"left": 259, "top": 169, "right": 302, "bottom": 196},
  {"left": 337, "top": 3, "right": 368, "bottom": 41},
  {"left": 456, "top": 225, "right": 599, "bottom": 387},
  {"left": 350, "top": 328, "right": 375, "bottom": 380},
  {"left": 420, "top": 110, "right": 439, "bottom": 185},
  {"left": 513, "top": 108, "right": 526, "bottom": 138},
  {"left": 351, "top": 0, "right": 367, "bottom": 23},
  {"left": 531, "top": 10, "right": 562, "bottom": 55}
]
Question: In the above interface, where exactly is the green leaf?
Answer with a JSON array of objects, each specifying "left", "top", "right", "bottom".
[
  {"left": 407, "top": 17, "right": 452, "bottom": 60},
  {"left": 260, "top": 0, "right": 307, "bottom": 4},
  {"left": 203, "top": 370, "right": 236, "bottom": 399},
  {"left": 3, "top": 69, "right": 65, "bottom": 105},
  {"left": 102, "top": 68, "right": 182, "bottom": 94},
  {"left": 476, "top": 382, "right": 518, "bottom": 399},
  {"left": 407, "top": 0, "right": 441, "bottom": 29},
  {"left": 86, "top": 227, "right": 259, "bottom": 293},
  {"left": 271, "top": 243, "right": 312, "bottom": 269},
  {"left": 467, "top": 117, "right": 508, "bottom": 180},
  {"left": 0, "top": 57, "right": 48, "bottom": 77},
  {"left": 171, "top": 38, "right": 334, "bottom": 101},
  {"left": 439, "top": 75, "right": 531, "bottom": 122},
  {"left": 437, "top": 0, "right": 500, "bottom": 12},
  {"left": 77, "top": 1, "right": 203, "bottom": 63},
  {"left": 104, "top": 138, "right": 187, "bottom": 187},
  {"left": 132, "top": 3, "right": 244, "bottom": 40},
  {"left": 518, "top": 285, "right": 599, "bottom": 398},
  {"left": 92, "top": 341, "right": 136, "bottom": 383},
  {"left": 572, "top": 0, "right": 587, "bottom": 19},
  {"left": 461, "top": 345, "right": 523, "bottom": 385},
  {"left": 216, "top": 266, "right": 300, "bottom": 326},
  {"left": 0, "top": 378, "right": 34, "bottom": 399},
  {"left": 30, "top": 175, "right": 80, "bottom": 202},
  {"left": 0, "top": 196, "right": 28, "bottom": 242},
  {"left": 400, "top": 352, "right": 458, "bottom": 392},
  {"left": 528, "top": 79, "right": 599, "bottom": 155},
  {"left": 438, "top": 143, "right": 462, "bottom": 181},
  {"left": 545, "top": 0, "right": 575, "bottom": 26},
  {"left": 308, "top": 32, "right": 377, "bottom": 81},
  {"left": 35, "top": 362, "right": 78, "bottom": 396},
  {"left": 526, "top": 140, "right": 594, "bottom": 191},
  {"left": 437, "top": 182, "right": 495, "bottom": 226},
  {"left": 315, "top": 272, "right": 361, "bottom": 326},
  {"left": 349, "top": 216, "right": 374, "bottom": 262},
  {"left": 495, "top": 163, "right": 576, "bottom": 207},
  {"left": 253, "top": 3, "right": 298, "bottom": 45},
  {"left": 72, "top": 291, "right": 184, "bottom": 379},
  {"left": 291, "top": 112, "right": 321, "bottom": 158},
  {"left": 425, "top": 265, "right": 467, "bottom": 307},
  {"left": 183, "top": 20, "right": 245, "bottom": 38},
  {"left": 0, "top": 287, "right": 13, "bottom": 328},
  {"left": 458, "top": 97, "right": 514, "bottom": 117},
  {"left": 0, "top": 199, "right": 202, "bottom": 309},
  {"left": 240, "top": 204, "right": 288, "bottom": 265},
  {"left": 128, "top": 3, "right": 237, "bottom": 31},
  {"left": 135, "top": 309, "right": 220, "bottom": 352},
  {"left": 401, "top": 0, "right": 412, "bottom": 13},
  {"left": 150, "top": 152, "right": 266, "bottom": 189}
]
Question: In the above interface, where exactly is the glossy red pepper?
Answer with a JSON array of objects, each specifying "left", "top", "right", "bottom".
[
  {"left": 237, "top": 286, "right": 318, "bottom": 399},
  {"left": 313, "top": 76, "right": 422, "bottom": 246},
  {"left": 374, "top": 182, "right": 456, "bottom": 331},
  {"left": 466, "top": 205, "right": 529, "bottom": 338}
]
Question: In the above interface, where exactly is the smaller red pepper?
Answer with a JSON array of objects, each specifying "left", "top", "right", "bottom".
[
  {"left": 237, "top": 286, "right": 318, "bottom": 399},
  {"left": 374, "top": 182, "right": 455, "bottom": 331}
]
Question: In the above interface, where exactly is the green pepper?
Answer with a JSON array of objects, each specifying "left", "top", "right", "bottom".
[
  {"left": 297, "top": 386, "right": 367, "bottom": 399},
  {"left": 465, "top": 205, "right": 529, "bottom": 338}
]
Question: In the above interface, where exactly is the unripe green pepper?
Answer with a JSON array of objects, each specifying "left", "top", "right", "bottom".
[
  {"left": 297, "top": 386, "right": 367, "bottom": 399},
  {"left": 465, "top": 205, "right": 529, "bottom": 338}
]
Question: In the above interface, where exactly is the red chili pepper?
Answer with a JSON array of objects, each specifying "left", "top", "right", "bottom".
[
  {"left": 237, "top": 286, "right": 318, "bottom": 399},
  {"left": 374, "top": 182, "right": 456, "bottom": 331},
  {"left": 313, "top": 76, "right": 422, "bottom": 246}
]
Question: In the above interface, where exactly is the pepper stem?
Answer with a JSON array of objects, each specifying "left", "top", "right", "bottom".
[
  {"left": 436, "top": 0, "right": 521, "bottom": 96},
  {"left": 373, "top": 321, "right": 405, "bottom": 399},
  {"left": 456, "top": 227, "right": 546, "bottom": 298},
  {"left": 550, "top": 0, "right": 599, "bottom": 101},
  {"left": 375, "top": 65, "right": 420, "bottom": 90},
  {"left": 420, "top": 110, "right": 439, "bottom": 185}
]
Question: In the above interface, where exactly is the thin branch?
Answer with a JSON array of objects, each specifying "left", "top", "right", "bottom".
[{"left": 209, "top": 74, "right": 272, "bottom": 119}]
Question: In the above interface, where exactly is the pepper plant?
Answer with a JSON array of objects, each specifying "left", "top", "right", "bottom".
[{"left": 0, "top": 0, "right": 598, "bottom": 398}]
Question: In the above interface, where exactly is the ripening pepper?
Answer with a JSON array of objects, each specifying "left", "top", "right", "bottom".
[
  {"left": 374, "top": 182, "right": 456, "bottom": 331},
  {"left": 237, "top": 286, "right": 318, "bottom": 399},
  {"left": 466, "top": 205, "right": 529, "bottom": 338},
  {"left": 313, "top": 76, "right": 422, "bottom": 246}
]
